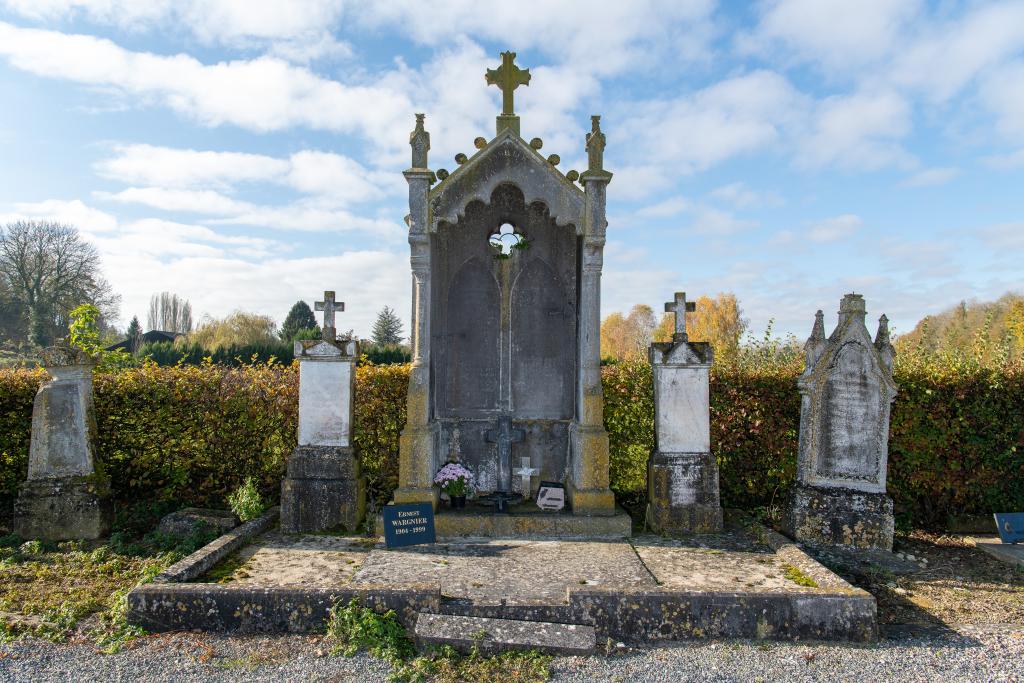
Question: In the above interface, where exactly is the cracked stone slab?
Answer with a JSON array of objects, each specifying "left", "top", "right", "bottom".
[
  {"left": 351, "top": 539, "right": 656, "bottom": 605},
  {"left": 414, "top": 613, "right": 596, "bottom": 655}
]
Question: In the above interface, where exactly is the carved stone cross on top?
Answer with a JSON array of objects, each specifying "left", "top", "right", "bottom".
[
  {"left": 485, "top": 51, "right": 531, "bottom": 116},
  {"left": 315, "top": 291, "right": 345, "bottom": 341},
  {"left": 665, "top": 292, "right": 696, "bottom": 343}
]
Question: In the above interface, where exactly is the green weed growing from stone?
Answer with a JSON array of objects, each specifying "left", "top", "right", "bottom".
[
  {"left": 228, "top": 476, "right": 265, "bottom": 522},
  {"left": 325, "top": 597, "right": 414, "bottom": 662},
  {"left": 782, "top": 563, "right": 819, "bottom": 588}
]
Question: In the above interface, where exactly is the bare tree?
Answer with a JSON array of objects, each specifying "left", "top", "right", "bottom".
[
  {"left": 147, "top": 291, "right": 193, "bottom": 333},
  {"left": 0, "top": 220, "right": 119, "bottom": 347}
]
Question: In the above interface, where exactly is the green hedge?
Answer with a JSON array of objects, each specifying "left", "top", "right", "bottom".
[{"left": 0, "top": 359, "right": 1021, "bottom": 528}]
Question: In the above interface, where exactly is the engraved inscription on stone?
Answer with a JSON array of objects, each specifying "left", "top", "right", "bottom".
[{"left": 818, "top": 342, "right": 881, "bottom": 481}]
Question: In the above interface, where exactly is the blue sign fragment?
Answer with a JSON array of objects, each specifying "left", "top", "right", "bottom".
[
  {"left": 993, "top": 513, "right": 1024, "bottom": 544},
  {"left": 383, "top": 503, "right": 436, "bottom": 549}
]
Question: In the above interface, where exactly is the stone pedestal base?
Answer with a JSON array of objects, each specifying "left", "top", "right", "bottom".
[
  {"left": 14, "top": 476, "right": 112, "bottom": 540},
  {"left": 647, "top": 451, "right": 723, "bottom": 534},
  {"left": 787, "top": 484, "right": 894, "bottom": 551},
  {"left": 280, "top": 446, "right": 366, "bottom": 533}
]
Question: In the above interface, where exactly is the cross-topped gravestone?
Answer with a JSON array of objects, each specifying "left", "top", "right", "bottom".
[
  {"left": 315, "top": 291, "right": 345, "bottom": 341},
  {"left": 665, "top": 292, "right": 696, "bottom": 342},
  {"left": 514, "top": 457, "right": 539, "bottom": 500},
  {"left": 485, "top": 50, "right": 531, "bottom": 116}
]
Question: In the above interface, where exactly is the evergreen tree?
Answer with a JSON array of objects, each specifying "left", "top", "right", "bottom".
[
  {"left": 280, "top": 300, "right": 319, "bottom": 341},
  {"left": 371, "top": 306, "right": 404, "bottom": 345},
  {"left": 126, "top": 315, "right": 142, "bottom": 353}
]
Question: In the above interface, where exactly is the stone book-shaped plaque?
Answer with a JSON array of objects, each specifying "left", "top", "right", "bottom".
[{"left": 536, "top": 482, "right": 565, "bottom": 511}]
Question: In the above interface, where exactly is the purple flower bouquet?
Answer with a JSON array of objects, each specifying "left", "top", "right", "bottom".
[{"left": 433, "top": 462, "right": 475, "bottom": 497}]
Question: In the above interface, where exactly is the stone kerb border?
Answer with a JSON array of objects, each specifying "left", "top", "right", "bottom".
[{"left": 152, "top": 506, "right": 281, "bottom": 584}]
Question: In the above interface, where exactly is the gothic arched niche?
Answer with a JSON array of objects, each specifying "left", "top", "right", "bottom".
[
  {"left": 511, "top": 258, "right": 574, "bottom": 419},
  {"left": 442, "top": 257, "right": 500, "bottom": 415}
]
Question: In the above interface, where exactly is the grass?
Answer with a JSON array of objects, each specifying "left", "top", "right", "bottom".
[
  {"left": 0, "top": 510, "right": 219, "bottom": 649},
  {"left": 324, "top": 597, "right": 551, "bottom": 683},
  {"left": 782, "top": 563, "right": 819, "bottom": 588}
]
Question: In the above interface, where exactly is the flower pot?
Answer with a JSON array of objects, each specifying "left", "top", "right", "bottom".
[{"left": 451, "top": 495, "right": 467, "bottom": 509}]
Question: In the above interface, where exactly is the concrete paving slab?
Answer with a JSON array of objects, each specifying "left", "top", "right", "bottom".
[{"left": 968, "top": 535, "right": 1024, "bottom": 568}]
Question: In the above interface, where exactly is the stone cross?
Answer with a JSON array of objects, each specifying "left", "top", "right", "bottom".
[
  {"left": 485, "top": 416, "right": 525, "bottom": 492},
  {"left": 514, "top": 456, "right": 539, "bottom": 499},
  {"left": 665, "top": 292, "right": 696, "bottom": 342},
  {"left": 485, "top": 51, "right": 531, "bottom": 116},
  {"left": 315, "top": 291, "right": 345, "bottom": 341}
]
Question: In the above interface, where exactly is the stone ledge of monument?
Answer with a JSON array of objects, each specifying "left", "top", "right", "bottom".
[
  {"left": 375, "top": 507, "right": 633, "bottom": 540},
  {"left": 127, "top": 583, "right": 439, "bottom": 634},
  {"left": 152, "top": 505, "right": 279, "bottom": 584},
  {"left": 565, "top": 586, "right": 877, "bottom": 643},
  {"left": 414, "top": 613, "right": 597, "bottom": 656},
  {"left": 286, "top": 445, "right": 360, "bottom": 479},
  {"left": 294, "top": 338, "right": 358, "bottom": 358},
  {"left": 649, "top": 339, "right": 713, "bottom": 365}
]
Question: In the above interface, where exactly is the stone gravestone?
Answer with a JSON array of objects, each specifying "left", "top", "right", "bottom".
[
  {"left": 14, "top": 346, "right": 112, "bottom": 540},
  {"left": 280, "top": 291, "right": 366, "bottom": 533},
  {"left": 647, "top": 292, "right": 722, "bottom": 534},
  {"left": 787, "top": 293, "right": 897, "bottom": 550},
  {"left": 392, "top": 51, "right": 616, "bottom": 518}
]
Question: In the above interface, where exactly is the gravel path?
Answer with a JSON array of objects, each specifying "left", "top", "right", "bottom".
[{"left": 2, "top": 624, "right": 1023, "bottom": 682}]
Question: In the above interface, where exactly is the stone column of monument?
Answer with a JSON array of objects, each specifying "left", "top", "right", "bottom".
[
  {"left": 280, "top": 291, "right": 366, "bottom": 533},
  {"left": 14, "top": 346, "right": 112, "bottom": 540},
  {"left": 395, "top": 114, "right": 440, "bottom": 508},
  {"left": 786, "top": 293, "right": 898, "bottom": 550},
  {"left": 647, "top": 292, "right": 723, "bottom": 533},
  {"left": 568, "top": 115, "right": 617, "bottom": 516}
]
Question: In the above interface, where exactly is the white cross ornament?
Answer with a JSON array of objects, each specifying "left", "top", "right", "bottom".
[{"left": 514, "top": 457, "right": 539, "bottom": 499}]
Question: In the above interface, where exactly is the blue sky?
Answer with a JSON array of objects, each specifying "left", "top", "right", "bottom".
[{"left": 0, "top": 1, "right": 1022, "bottom": 340}]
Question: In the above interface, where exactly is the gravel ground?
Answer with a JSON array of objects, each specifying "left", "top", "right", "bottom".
[{"left": 2, "top": 624, "right": 1023, "bottom": 683}]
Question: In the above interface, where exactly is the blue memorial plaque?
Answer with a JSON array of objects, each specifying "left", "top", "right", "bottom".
[
  {"left": 383, "top": 503, "right": 436, "bottom": 549},
  {"left": 993, "top": 513, "right": 1024, "bottom": 544}
]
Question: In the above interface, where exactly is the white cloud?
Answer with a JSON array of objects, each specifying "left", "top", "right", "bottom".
[
  {"left": 95, "top": 144, "right": 289, "bottom": 189},
  {"left": 979, "top": 222, "right": 1024, "bottom": 250},
  {"left": 0, "top": 22, "right": 412, "bottom": 144},
  {"left": 708, "top": 182, "right": 783, "bottom": 208},
  {"left": 740, "top": 0, "right": 922, "bottom": 71},
  {"left": 807, "top": 214, "right": 861, "bottom": 242},
  {"left": 688, "top": 207, "right": 758, "bottom": 235},
  {"left": 0, "top": 199, "right": 118, "bottom": 233},
  {"left": 96, "top": 187, "right": 251, "bottom": 215},
  {"left": 210, "top": 206, "right": 401, "bottom": 235},
  {"left": 797, "top": 90, "right": 913, "bottom": 170},
  {"left": 985, "top": 148, "right": 1024, "bottom": 169},
  {"left": 635, "top": 196, "right": 689, "bottom": 218},
  {"left": 900, "top": 167, "right": 959, "bottom": 188},
  {"left": 621, "top": 70, "right": 806, "bottom": 175},
  {"left": 980, "top": 61, "right": 1024, "bottom": 143}
]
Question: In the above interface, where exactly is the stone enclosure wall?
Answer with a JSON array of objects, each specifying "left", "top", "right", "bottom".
[{"left": 0, "top": 359, "right": 1021, "bottom": 528}]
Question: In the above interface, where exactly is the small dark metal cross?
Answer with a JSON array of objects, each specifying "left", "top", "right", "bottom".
[
  {"left": 485, "top": 416, "right": 525, "bottom": 510},
  {"left": 665, "top": 291, "right": 696, "bottom": 342},
  {"left": 485, "top": 51, "right": 531, "bottom": 116},
  {"left": 315, "top": 290, "right": 345, "bottom": 341}
]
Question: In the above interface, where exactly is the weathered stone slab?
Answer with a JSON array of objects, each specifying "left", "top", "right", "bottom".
[
  {"left": 13, "top": 476, "right": 112, "bottom": 541},
  {"left": 208, "top": 532, "right": 376, "bottom": 587},
  {"left": 788, "top": 483, "right": 894, "bottom": 551},
  {"left": 969, "top": 536, "right": 1024, "bottom": 568},
  {"left": 281, "top": 467, "right": 365, "bottom": 533},
  {"left": 157, "top": 508, "right": 237, "bottom": 538},
  {"left": 152, "top": 506, "right": 279, "bottom": 583},
  {"left": 414, "top": 613, "right": 596, "bottom": 655}
]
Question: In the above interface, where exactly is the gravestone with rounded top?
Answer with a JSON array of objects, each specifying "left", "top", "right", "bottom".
[
  {"left": 14, "top": 346, "right": 112, "bottom": 540},
  {"left": 647, "top": 291, "right": 722, "bottom": 533},
  {"left": 280, "top": 291, "right": 366, "bottom": 533},
  {"left": 393, "top": 51, "right": 617, "bottom": 520},
  {"left": 786, "top": 293, "right": 897, "bottom": 550}
]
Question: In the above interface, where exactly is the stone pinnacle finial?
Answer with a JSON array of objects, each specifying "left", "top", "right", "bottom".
[
  {"left": 811, "top": 310, "right": 825, "bottom": 341},
  {"left": 665, "top": 291, "right": 697, "bottom": 343},
  {"left": 837, "top": 293, "right": 866, "bottom": 327},
  {"left": 875, "top": 313, "right": 895, "bottom": 372},
  {"left": 804, "top": 310, "right": 827, "bottom": 369},
  {"left": 586, "top": 115, "right": 606, "bottom": 173},
  {"left": 410, "top": 113, "right": 430, "bottom": 169}
]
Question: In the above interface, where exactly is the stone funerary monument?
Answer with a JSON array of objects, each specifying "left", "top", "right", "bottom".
[
  {"left": 787, "top": 294, "right": 897, "bottom": 550},
  {"left": 391, "top": 52, "right": 622, "bottom": 525}
]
